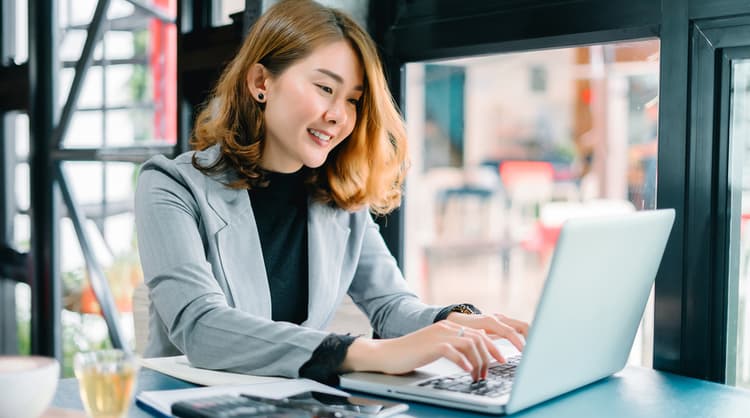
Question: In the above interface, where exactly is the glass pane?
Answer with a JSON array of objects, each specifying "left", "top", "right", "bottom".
[
  {"left": 14, "top": 0, "right": 28, "bottom": 64},
  {"left": 14, "top": 113, "right": 29, "bottom": 160},
  {"left": 12, "top": 113, "right": 31, "bottom": 355},
  {"left": 11, "top": 113, "right": 30, "bottom": 244},
  {"left": 59, "top": 0, "right": 177, "bottom": 148},
  {"left": 214, "top": 0, "right": 246, "bottom": 26},
  {"left": 404, "top": 39, "right": 660, "bottom": 367},
  {"left": 103, "top": 64, "right": 137, "bottom": 106},
  {"left": 59, "top": 0, "right": 97, "bottom": 27},
  {"left": 59, "top": 162, "right": 142, "bottom": 376},
  {"left": 14, "top": 163, "right": 29, "bottom": 211},
  {"left": 59, "top": 66, "right": 103, "bottom": 108},
  {"left": 732, "top": 59, "right": 750, "bottom": 389}
]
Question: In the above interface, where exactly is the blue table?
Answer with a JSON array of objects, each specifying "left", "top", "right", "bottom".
[{"left": 52, "top": 366, "right": 750, "bottom": 417}]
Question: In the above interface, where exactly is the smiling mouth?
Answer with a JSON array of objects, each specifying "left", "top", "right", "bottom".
[{"left": 308, "top": 128, "right": 332, "bottom": 143}]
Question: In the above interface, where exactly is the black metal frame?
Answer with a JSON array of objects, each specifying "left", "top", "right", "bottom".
[
  {"left": 28, "top": 0, "right": 61, "bottom": 359},
  {"left": 652, "top": 0, "right": 690, "bottom": 376},
  {"left": 676, "top": 14, "right": 750, "bottom": 383}
]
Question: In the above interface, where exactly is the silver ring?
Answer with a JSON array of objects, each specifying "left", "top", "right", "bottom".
[{"left": 457, "top": 327, "right": 465, "bottom": 338}]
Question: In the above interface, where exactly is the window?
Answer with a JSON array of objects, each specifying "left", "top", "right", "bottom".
[
  {"left": 53, "top": 0, "right": 176, "bottom": 375},
  {"left": 403, "top": 39, "right": 660, "bottom": 367}
]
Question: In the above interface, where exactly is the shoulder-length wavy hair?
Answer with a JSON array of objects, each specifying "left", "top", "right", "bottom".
[{"left": 191, "top": 0, "right": 408, "bottom": 215}]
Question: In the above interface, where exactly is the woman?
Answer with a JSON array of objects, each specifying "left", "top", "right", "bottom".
[{"left": 135, "top": 0, "right": 528, "bottom": 384}]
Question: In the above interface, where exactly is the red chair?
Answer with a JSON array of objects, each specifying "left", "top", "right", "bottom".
[
  {"left": 498, "top": 161, "right": 555, "bottom": 248},
  {"left": 499, "top": 160, "right": 555, "bottom": 190}
]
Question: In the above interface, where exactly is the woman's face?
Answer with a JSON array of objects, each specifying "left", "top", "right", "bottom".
[{"left": 258, "top": 40, "right": 364, "bottom": 172}]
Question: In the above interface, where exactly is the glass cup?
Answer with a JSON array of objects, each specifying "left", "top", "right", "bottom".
[{"left": 73, "top": 349, "right": 140, "bottom": 418}]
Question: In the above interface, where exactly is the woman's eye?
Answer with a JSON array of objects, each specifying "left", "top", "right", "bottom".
[
  {"left": 348, "top": 98, "right": 361, "bottom": 106},
  {"left": 317, "top": 84, "right": 333, "bottom": 94}
]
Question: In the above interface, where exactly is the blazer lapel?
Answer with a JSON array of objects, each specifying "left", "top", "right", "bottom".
[
  {"left": 305, "top": 200, "right": 350, "bottom": 328},
  {"left": 208, "top": 179, "right": 272, "bottom": 318}
]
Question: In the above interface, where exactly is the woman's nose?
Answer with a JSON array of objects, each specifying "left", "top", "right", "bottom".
[{"left": 324, "top": 100, "right": 347, "bottom": 125}]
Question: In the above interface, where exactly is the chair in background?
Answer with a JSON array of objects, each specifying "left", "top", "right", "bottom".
[
  {"left": 132, "top": 282, "right": 150, "bottom": 356},
  {"left": 434, "top": 166, "right": 503, "bottom": 241}
]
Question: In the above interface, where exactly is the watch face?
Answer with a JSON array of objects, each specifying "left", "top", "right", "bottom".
[{"left": 454, "top": 304, "right": 476, "bottom": 314}]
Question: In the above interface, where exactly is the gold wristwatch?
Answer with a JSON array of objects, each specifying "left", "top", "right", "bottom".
[{"left": 450, "top": 303, "right": 480, "bottom": 315}]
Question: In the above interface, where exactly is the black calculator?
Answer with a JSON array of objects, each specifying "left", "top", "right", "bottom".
[{"left": 171, "top": 394, "right": 313, "bottom": 418}]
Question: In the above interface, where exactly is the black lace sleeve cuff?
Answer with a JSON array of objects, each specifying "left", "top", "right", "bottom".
[
  {"left": 299, "top": 333, "right": 358, "bottom": 385},
  {"left": 434, "top": 303, "right": 482, "bottom": 322}
]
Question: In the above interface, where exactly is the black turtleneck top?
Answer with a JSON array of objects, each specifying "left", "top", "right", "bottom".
[
  {"left": 248, "top": 169, "right": 310, "bottom": 325},
  {"left": 248, "top": 169, "right": 355, "bottom": 384},
  {"left": 247, "top": 169, "right": 462, "bottom": 384}
]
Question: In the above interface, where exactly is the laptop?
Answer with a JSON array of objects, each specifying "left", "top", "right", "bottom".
[{"left": 340, "top": 209, "right": 675, "bottom": 414}]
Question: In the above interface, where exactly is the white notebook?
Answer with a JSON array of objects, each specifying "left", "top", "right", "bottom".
[{"left": 140, "top": 355, "right": 286, "bottom": 386}]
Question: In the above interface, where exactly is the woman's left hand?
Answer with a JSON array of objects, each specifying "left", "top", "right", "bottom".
[{"left": 446, "top": 312, "right": 529, "bottom": 352}]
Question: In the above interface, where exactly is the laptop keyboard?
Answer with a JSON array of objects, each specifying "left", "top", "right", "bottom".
[{"left": 416, "top": 355, "right": 521, "bottom": 398}]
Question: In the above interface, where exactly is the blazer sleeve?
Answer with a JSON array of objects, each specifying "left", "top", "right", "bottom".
[
  {"left": 135, "top": 166, "right": 328, "bottom": 378},
  {"left": 346, "top": 212, "right": 443, "bottom": 338}
]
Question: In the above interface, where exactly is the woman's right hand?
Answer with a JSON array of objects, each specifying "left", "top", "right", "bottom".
[{"left": 341, "top": 320, "right": 507, "bottom": 381}]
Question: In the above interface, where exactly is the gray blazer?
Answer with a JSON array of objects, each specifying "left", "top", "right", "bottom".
[{"left": 134, "top": 145, "right": 442, "bottom": 378}]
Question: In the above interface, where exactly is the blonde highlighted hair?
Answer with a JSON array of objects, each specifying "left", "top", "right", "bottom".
[{"left": 191, "top": 0, "right": 408, "bottom": 215}]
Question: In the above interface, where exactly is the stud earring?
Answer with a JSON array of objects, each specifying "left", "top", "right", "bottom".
[{"left": 258, "top": 93, "right": 265, "bottom": 101}]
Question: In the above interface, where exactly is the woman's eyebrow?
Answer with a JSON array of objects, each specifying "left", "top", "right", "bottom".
[{"left": 315, "top": 68, "right": 364, "bottom": 91}]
